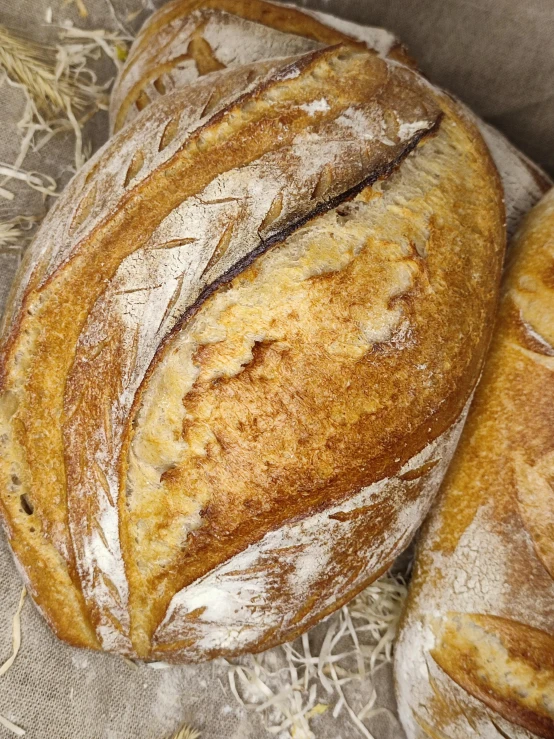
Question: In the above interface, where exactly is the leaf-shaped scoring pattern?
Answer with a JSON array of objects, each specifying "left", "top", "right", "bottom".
[
  {"left": 0, "top": 44, "right": 443, "bottom": 651},
  {"left": 0, "top": 2, "right": 506, "bottom": 663}
]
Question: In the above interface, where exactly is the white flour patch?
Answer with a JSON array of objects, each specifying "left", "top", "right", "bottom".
[
  {"left": 397, "top": 120, "right": 432, "bottom": 140},
  {"left": 282, "top": 3, "right": 397, "bottom": 57},
  {"left": 202, "top": 12, "right": 320, "bottom": 69},
  {"left": 300, "top": 98, "right": 330, "bottom": 116},
  {"left": 335, "top": 107, "right": 376, "bottom": 140}
]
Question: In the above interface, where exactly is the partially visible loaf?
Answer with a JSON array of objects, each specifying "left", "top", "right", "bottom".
[
  {"left": 109, "top": 0, "right": 549, "bottom": 238},
  {"left": 395, "top": 188, "right": 554, "bottom": 739},
  {"left": 0, "top": 2, "right": 506, "bottom": 662},
  {"left": 109, "top": 0, "right": 414, "bottom": 132}
]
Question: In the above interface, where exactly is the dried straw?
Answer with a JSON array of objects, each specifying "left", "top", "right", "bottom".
[
  {"left": 0, "top": 24, "right": 91, "bottom": 116},
  {"left": 0, "top": 589, "right": 27, "bottom": 736},
  {"left": 170, "top": 725, "right": 202, "bottom": 739},
  {"left": 64, "top": 0, "right": 89, "bottom": 19},
  {"left": 0, "top": 22, "right": 125, "bottom": 192}
]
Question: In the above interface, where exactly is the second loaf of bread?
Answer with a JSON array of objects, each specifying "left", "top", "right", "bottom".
[{"left": 395, "top": 187, "right": 554, "bottom": 739}]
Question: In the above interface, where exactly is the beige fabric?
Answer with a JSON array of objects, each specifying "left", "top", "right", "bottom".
[{"left": 0, "top": 0, "right": 551, "bottom": 737}]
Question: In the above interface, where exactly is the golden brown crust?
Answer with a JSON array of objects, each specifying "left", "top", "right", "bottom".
[
  {"left": 121, "top": 105, "right": 504, "bottom": 657},
  {"left": 431, "top": 614, "right": 554, "bottom": 739},
  {"left": 395, "top": 189, "right": 554, "bottom": 739},
  {"left": 0, "top": 7, "right": 505, "bottom": 662},
  {"left": 0, "top": 43, "right": 448, "bottom": 655}
]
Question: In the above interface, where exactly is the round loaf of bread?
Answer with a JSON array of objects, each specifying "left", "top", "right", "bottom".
[{"left": 0, "top": 1, "right": 505, "bottom": 661}]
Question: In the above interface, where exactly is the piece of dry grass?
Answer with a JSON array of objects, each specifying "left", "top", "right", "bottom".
[
  {"left": 0, "top": 588, "right": 26, "bottom": 678},
  {"left": 0, "top": 214, "right": 41, "bottom": 261},
  {"left": 0, "top": 221, "right": 22, "bottom": 251},
  {"left": 64, "top": 0, "right": 89, "bottom": 19},
  {"left": 0, "top": 588, "right": 27, "bottom": 736},
  {"left": 228, "top": 570, "right": 408, "bottom": 739},
  {"left": 0, "top": 22, "right": 126, "bottom": 190},
  {"left": 59, "top": 21, "right": 131, "bottom": 69},
  {"left": 0, "top": 713, "right": 25, "bottom": 737},
  {"left": 170, "top": 725, "right": 201, "bottom": 739}
]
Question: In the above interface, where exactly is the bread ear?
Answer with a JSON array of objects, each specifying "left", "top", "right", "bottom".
[{"left": 110, "top": 0, "right": 412, "bottom": 132}]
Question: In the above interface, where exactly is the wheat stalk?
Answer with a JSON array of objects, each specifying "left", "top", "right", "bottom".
[
  {"left": 0, "top": 23, "right": 125, "bottom": 185},
  {"left": 170, "top": 725, "right": 201, "bottom": 739},
  {"left": 0, "top": 221, "right": 24, "bottom": 257},
  {"left": 0, "top": 25, "right": 91, "bottom": 116}
]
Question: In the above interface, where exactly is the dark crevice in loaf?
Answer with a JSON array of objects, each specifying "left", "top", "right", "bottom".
[{"left": 163, "top": 112, "right": 443, "bottom": 346}]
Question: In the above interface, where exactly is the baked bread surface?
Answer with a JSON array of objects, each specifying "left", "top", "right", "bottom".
[
  {"left": 395, "top": 188, "right": 554, "bottom": 739},
  {"left": 0, "top": 1, "right": 505, "bottom": 660},
  {"left": 109, "top": 0, "right": 414, "bottom": 132}
]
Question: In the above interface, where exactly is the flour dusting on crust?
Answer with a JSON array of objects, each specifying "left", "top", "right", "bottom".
[{"left": 154, "top": 405, "right": 470, "bottom": 659}]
